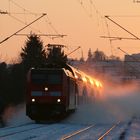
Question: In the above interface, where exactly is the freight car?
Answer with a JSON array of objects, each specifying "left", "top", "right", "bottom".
[{"left": 26, "top": 64, "right": 102, "bottom": 121}]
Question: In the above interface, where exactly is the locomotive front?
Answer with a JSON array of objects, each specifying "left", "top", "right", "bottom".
[{"left": 26, "top": 68, "right": 68, "bottom": 121}]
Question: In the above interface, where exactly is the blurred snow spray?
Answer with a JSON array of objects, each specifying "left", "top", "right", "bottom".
[
  {"left": 2, "top": 104, "right": 32, "bottom": 127},
  {"left": 63, "top": 73, "right": 140, "bottom": 125}
]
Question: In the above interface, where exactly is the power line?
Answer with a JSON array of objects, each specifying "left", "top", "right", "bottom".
[
  {"left": 104, "top": 18, "right": 113, "bottom": 56},
  {"left": 118, "top": 47, "right": 140, "bottom": 74},
  {"left": 15, "top": 33, "right": 67, "bottom": 39},
  {"left": 105, "top": 16, "right": 140, "bottom": 40},
  {"left": 106, "top": 15, "right": 140, "bottom": 17},
  {"left": 133, "top": 0, "right": 140, "bottom": 3},
  {"left": 0, "top": 9, "right": 45, "bottom": 33},
  {"left": 0, "top": 13, "right": 46, "bottom": 44},
  {"left": 9, "top": 0, "right": 37, "bottom": 16},
  {"left": 118, "top": 47, "right": 140, "bottom": 61},
  {"left": 67, "top": 46, "right": 81, "bottom": 56},
  {"left": 76, "top": 0, "right": 92, "bottom": 18},
  {"left": 100, "top": 36, "right": 139, "bottom": 40}
]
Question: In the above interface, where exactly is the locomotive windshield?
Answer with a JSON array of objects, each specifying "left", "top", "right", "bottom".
[{"left": 31, "top": 69, "right": 62, "bottom": 84}]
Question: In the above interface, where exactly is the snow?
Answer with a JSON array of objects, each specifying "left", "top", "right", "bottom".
[
  {"left": 0, "top": 103, "right": 140, "bottom": 140},
  {"left": 125, "top": 118, "right": 140, "bottom": 140},
  {"left": 1, "top": 83, "right": 140, "bottom": 139}
]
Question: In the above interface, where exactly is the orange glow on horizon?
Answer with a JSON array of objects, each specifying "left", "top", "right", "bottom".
[{"left": 1, "top": 1, "right": 140, "bottom": 63}]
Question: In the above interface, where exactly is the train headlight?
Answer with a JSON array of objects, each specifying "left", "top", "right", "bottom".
[
  {"left": 32, "top": 98, "right": 35, "bottom": 102},
  {"left": 45, "top": 87, "right": 48, "bottom": 91},
  {"left": 57, "top": 99, "right": 61, "bottom": 103}
]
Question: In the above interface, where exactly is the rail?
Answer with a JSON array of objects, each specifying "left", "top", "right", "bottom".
[
  {"left": 61, "top": 124, "right": 95, "bottom": 140},
  {"left": 98, "top": 121, "right": 121, "bottom": 140}
]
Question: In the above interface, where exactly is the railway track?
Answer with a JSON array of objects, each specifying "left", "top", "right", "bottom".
[
  {"left": 98, "top": 121, "right": 121, "bottom": 140},
  {"left": 61, "top": 121, "right": 121, "bottom": 140},
  {"left": 0, "top": 122, "right": 87, "bottom": 140},
  {"left": 0, "top": 120, "right": 129, "bottom": 140},
  {"left": 0, "top": 123, "right": 47, "bottom": 138},
  {"left": 61, "top": 124, "right": 95, "bottom": 140}
]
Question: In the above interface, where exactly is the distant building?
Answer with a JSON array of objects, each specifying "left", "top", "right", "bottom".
[
  {"left": 124, "top": 53, "right": 140, "bottom": 78},
  {"left": 125, "top": 53, "right": 140, "bottom": 61}
]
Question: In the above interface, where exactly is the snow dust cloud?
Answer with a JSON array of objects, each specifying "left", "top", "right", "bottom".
[
  {"left": 63, "top": 77, "right": 140, "bottom": 125},
  {"left": 2, "top": 104, "right": 33, "bottom": 127}
]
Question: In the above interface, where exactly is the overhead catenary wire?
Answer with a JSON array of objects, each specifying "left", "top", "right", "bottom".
[
  {"left": 0, "top": 10, "right": 49, "bottom": 35},
  {"left": 43, "top": 15, "right": 68, "bottom": 42},
  {"left": 76, "top": 0, "right": 107, "bottom": 40},
  {"left": 118, "top": 47, "right": 140, "bottom": 61},
  {"left": 9, "top": 0, "right": 37, "bottom": 16},
  {"left": 106, "top": 15, "right": 140, "bottom": 17},
  {"left": 76, "top": 0, "right": 92, "bottom": 18},
  {"left": 1, "top": 0, "right": 68, "bottom": 60},
  {"left": 0, "top": 13, "right": 46, "bottom": 45},
  {"left": 104, "top": 18, "right": 113, "bottom": 56},
  {"left": 67, "top": 46, "right": 81, "bottom": 56},
  {"left": 100, "top": 36, "right": 139, "bottom": 40},
  {"left": 15, "top": 33, "right": 67, "bottom": 38},
  {"left": 76, "top": 0, "right": 103, "bottom": 22},
  {"left": 9, "top": 14, "right": 43, "bottom": 33},
  {"left": 1, "top": 0, "right": 66, "bottom": 40},
  {"left": 133, "top": 0, "right": 140, "bottom": 3},
  {"left": 105, "top": 16, "right": 140, "bottom": 40}
]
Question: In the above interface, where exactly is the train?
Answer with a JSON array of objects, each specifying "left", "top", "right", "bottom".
[{"left": 26, "top": 64, "right": 102, "bottom": 121}]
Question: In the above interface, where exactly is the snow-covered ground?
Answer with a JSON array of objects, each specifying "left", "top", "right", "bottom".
[
  {"left": 1, "top": 115, "right": 140, "bottom": 140},
  {"left": 1, "top": 82, "right": 140, "bottom": 139},
  {"left": 0, "top": 103, "right": 139, "bottom": 140}
]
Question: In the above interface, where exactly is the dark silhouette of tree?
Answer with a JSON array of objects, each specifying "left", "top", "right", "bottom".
[
  {"left": 8, "top": 63, "right": 25, "bottom": 104},
  {"left": 87, "top": 48, "right": 93, "bottom": 62},
  {"left": 0, "top": 62, "right": 7, "bottom": 99},
  {"left": 0, "top": 62, "right": 9, "bottom": 102},
  {"left": 20, "top": 33, "right": 47, "bottom": 72},
  {"left": 0, "top": 62, "right": 9, "bottom": 126},
  {"left": 109, "top": 55, "right": 120, "bottom": 61},
  {"left": 46, "top": 44, "right": 67, "bottom": 68},
  {"left": 93, "top": 49, "right": 107, "bottom": 61}
]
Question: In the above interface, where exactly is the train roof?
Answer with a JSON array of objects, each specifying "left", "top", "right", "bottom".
[{"left": 29, "top": 64, "right": 103, "bottom": 87}]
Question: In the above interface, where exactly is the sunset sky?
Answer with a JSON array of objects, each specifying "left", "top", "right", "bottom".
[{"left": 1, "top": 0, "right": 140, "bottom": 62}]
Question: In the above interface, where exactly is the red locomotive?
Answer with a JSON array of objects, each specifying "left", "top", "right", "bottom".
[{"left": 26, "top": 64, "right": 102, "bottom": 121}]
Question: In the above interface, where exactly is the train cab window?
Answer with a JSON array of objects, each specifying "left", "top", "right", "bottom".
[
  {"left": 47, "top": 74, "right": 62, "bottom": 84},
  {"left": 31, "top": 74, "right": 46, "bottom": 84},
  {"left": 31, "top": 72, "right": 62, "bottom": 84}
]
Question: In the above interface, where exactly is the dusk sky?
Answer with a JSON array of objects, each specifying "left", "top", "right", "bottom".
[{"left": 1, "top": 0, "right": 140, "bottom": 62}]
